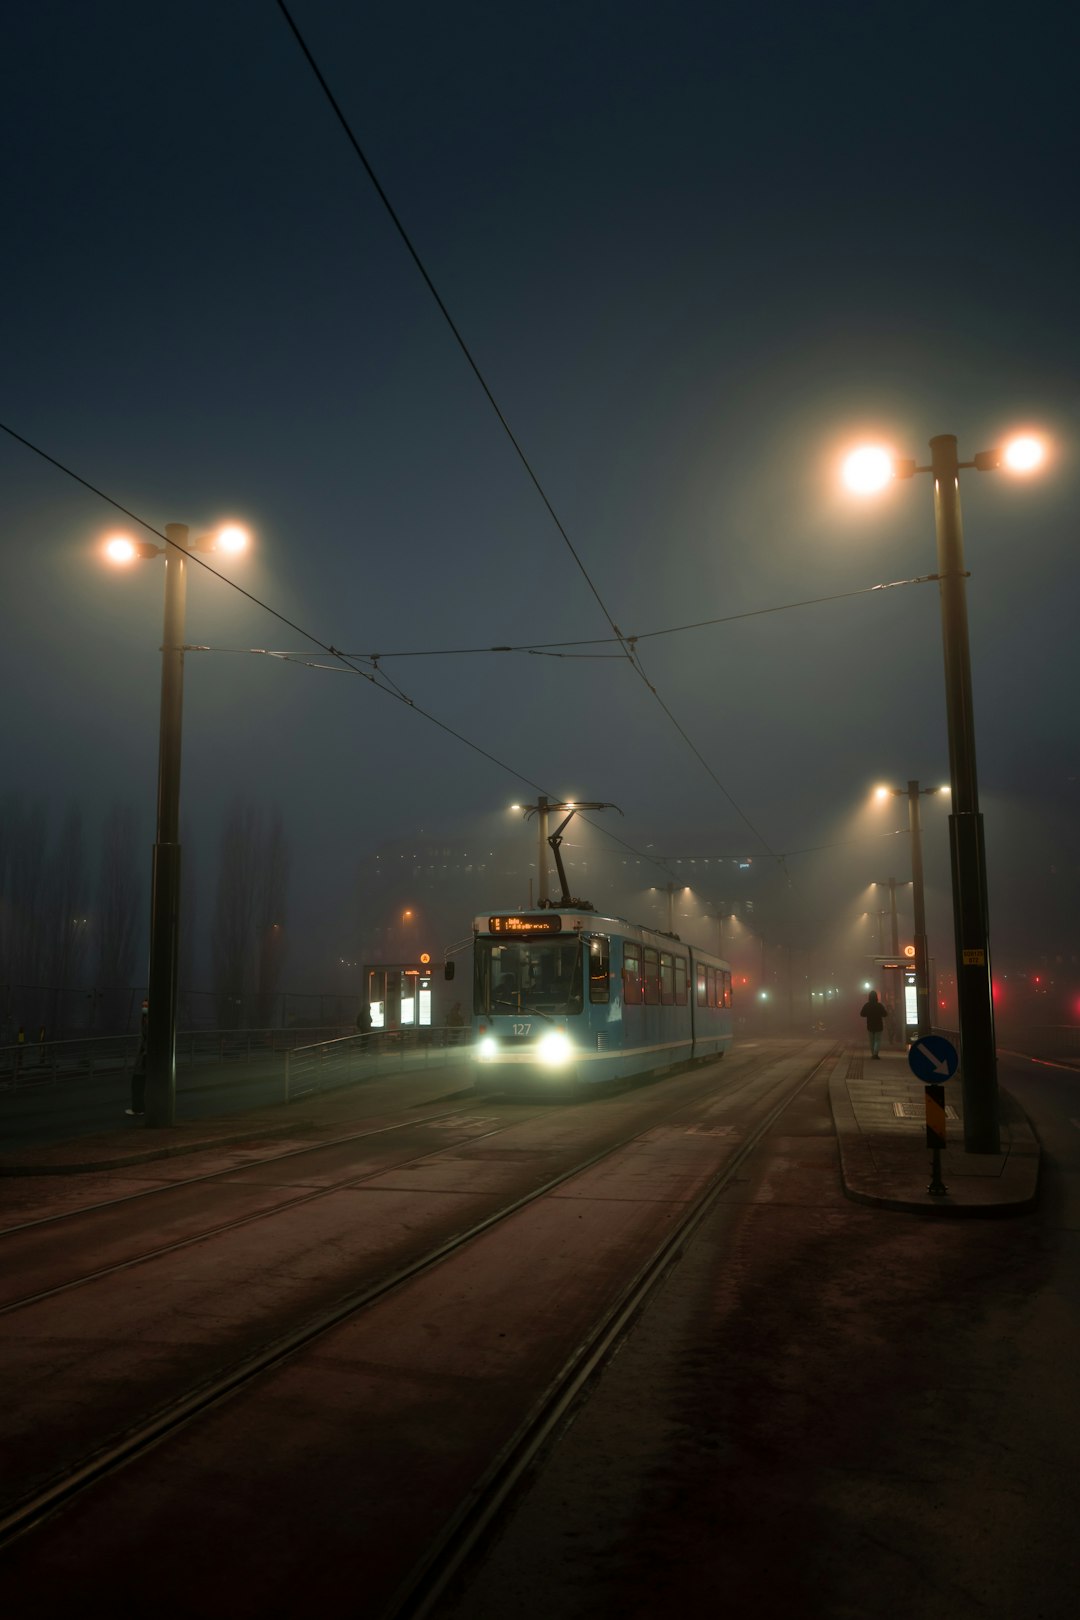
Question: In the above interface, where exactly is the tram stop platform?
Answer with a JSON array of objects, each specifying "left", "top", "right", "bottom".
[{"left": 828, "top": 1043, "right": 1039, "bottom": 1216}]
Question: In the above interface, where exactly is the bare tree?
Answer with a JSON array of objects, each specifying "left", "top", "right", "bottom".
[
  {"left": 255, "top": 811, "right": 290, "bottom": 1028},
  {"left": 96, "top": 804, "right": 143, "bottom": 1031},
  {"left": 4, "top": 796, "right": 49, "bottom": 987},
  {"left": 212, "top": 800, "right": 291, "bottom": 1029},
  {"left": 212, "top": 800, "right": 261, "bottom": 1028},
  {"left": 42, "top": 803, "right": 88, "bottom": 1034},
  {"left": 0, "top": 795, "right": 50, "bottom": 1031}
]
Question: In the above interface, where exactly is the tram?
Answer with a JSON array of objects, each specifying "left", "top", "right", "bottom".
[{"left": 472, "top": 907, "right": 733, "bottom": 1090}]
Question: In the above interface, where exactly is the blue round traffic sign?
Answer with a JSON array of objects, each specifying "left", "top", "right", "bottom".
[{"left": 907, "top": 1035, "right": 959, "bottom": 1083}]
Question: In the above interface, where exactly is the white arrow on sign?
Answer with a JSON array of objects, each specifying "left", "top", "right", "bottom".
[{"left": 916, "top": 1041, "right": 951, "bottom": 1075}]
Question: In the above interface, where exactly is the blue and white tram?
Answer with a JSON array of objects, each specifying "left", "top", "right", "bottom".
[{"left": 472, "top": 908, "right": 733, "bottom": 1090}]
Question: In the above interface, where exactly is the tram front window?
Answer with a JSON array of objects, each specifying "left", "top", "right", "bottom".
[{"left": 476, "top": 940, "right": 584, "bottom": 1016}]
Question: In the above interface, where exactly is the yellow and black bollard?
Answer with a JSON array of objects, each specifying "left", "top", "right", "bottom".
[{"left": 925, "top": 1082, "right": 948, "bottom": 1195}]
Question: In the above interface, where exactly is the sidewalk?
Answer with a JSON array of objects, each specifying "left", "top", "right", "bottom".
[
  {"left": 0, "top": 1100, "right": 323, "bottom": 1176},
  {"left": 828, "top": 1043, "right": 1039, "bottom": 1215}
]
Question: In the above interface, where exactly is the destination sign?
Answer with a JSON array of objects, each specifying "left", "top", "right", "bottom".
[{"left": 488, "top": 914, "right": 562, "bottom": 935}]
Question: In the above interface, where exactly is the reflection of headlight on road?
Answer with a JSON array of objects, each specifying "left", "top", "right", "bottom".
[
  {"left": 478, "top": 1036, "right": 498, "bottom": 1061},
  {"left": 537, "top": 1030, "right": 572, "bottom": 1067}
]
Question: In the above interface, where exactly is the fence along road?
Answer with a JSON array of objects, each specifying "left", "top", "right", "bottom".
[{"left": 0, "top": 1027, "right": 468, "bottom": 1150}]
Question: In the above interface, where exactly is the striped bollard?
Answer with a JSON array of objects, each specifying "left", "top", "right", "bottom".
[{"left": 925, "top": 1082, "right": 948, "bottom": 1196}]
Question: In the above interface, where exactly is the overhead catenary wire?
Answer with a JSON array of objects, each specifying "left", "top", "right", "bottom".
[
  {"left": 0, "top": 422, "right": 684, "bottom": 890},
  {"left": 274, "top": 0, "right": 632, "bottom": 662},
  {"left": 189, "top": 571, "right": 939, "bottom": 663},
  {"left": 273, "top": 0, "right": 789, "bottom": 875}
]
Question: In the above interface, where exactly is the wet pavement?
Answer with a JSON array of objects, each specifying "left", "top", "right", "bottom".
[{"left": 1, "top": 1040, "right": 1040, "bottom": 1216}]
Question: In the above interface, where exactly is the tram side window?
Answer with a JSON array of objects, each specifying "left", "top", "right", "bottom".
[
  {"left": 660, "top": 951, "right": 674, "bottom": 1005},
  {"left": 623, "top": 941, "right": 642, "bottom": 1005},
  {"left": 723, "top": 970, "right": 732, "bottom": 1008},
  {"left": 643, "top": 946, "right": 660, "bottom": 1005},
  {"left": 589, "top": 936, "right": 610, "bottom": 1003},
  {"left": 674, "top": 956, "right": 688, "bottom": 1006},
  {"left": 707, "top": 966, "right": 716, "bottom": 1007},
  {"left": 696, "top": 963, "right": 707, "bottom": 1007}
]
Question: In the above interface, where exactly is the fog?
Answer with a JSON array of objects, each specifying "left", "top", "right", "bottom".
[{"left": 2, "top": 2, "right": 1077, "bottom": 1035}]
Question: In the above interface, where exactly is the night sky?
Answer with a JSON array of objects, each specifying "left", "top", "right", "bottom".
[{"left": 3, "top": 0, "right": 1078, "bottom": 1009}]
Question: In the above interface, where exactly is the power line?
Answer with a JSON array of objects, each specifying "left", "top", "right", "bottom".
[
  {"left": 0, "top": 417, "right": 685, "bottom": 887},
  {"left": 274, "top": 0, "right": 633, "bottom": 663},
  {"left": 273, "top": 0, "right": 788, "bottom": 876},
  {"left": 187, "top": 571, "right": 936, "bottom": 663}
]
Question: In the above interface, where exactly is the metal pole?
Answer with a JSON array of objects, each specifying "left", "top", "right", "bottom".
[
  {"left": 887, "top": 878, "right": 899, "bottom": 956},
  {"left": 930, "top": 434, "right": 999, "bottom": 1151},
  {"left": 536, "top": 795, "right": 549, "bottom": 906},
  {"left": 145, "top": 523, "right": 187, "bottom": 1128},
  {"left": 908, "top": 781, "right": 931, "bottom": 1038}
]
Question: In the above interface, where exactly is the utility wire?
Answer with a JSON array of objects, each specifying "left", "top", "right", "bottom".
[
  {"left": 273, "top": 0, "right": 789, "bottom": 876},
  {"left": 274, "top": 0, "right": 632, "bottom": 660},
  {"left": 0, "top": 418, "right": 684, "bottom": 887},
  {"left": 192, "top": 572, "right": 937, "bottom": 663}
]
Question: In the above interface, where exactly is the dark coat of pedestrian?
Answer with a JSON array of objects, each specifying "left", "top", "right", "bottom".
[
  {"left": 859, "top": 990, "right": 888, "bottom": 1059},
  {"left": 355, "top": 1004, "right": 372, "bottom": 1050}
]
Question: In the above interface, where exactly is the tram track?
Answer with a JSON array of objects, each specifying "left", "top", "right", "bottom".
[
  {"left": 0, "top": 1044, "right": 824, "bottom": 1561},
  {"left": 0, "top": 1051, "right": 783, "bottom": 1317},
  {"left": 0, "top": 1036, "right": 835, "bottom": 1594},
  {"left": 0, "top": 1104, "right": 525, "bottom": 1315},
  {"left": 384, "top": 1042, "right": 836, "bottom": 1619},
  {"left": 0, "top": 1096, "right": 487, "bottom": 1239}
]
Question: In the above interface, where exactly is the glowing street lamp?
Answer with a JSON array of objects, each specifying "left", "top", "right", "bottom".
[
  {"left": 843, "top": 430, "right": 1047, "bottom": 1150},
  {"left": 105, "top": 521, "right": 250, "bottom": 1127}
]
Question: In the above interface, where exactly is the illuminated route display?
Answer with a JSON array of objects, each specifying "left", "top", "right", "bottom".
[{"left": 487, "top": 914, "right": 563, "bottom": 936}]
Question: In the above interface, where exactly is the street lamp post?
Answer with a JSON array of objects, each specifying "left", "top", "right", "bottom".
[
  {"left": 146, "top": 523, "right": 188, "bottom": 1128},
  {"left": 872, "top": 878, "right": 902, "bottom": 956},
  {"left": 844, "top": 430, "right": 1045, "bottom": 1150},
  {"left": 510, "top": 796, "right": 550, "bottom": 902},
  {"left": 876, "top": 782, "right": 948, "bottom": 1040},
  {"left": 106, "top": 521, "right": 248, "bottom": 1128},
  {"left": 515, "top": 797, "right": 620, "bottom": 908},
  {"left": 931, "top": 435, "right": 999, "bottom": 1150}
]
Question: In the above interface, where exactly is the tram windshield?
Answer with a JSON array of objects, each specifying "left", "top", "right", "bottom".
[{"left": 475, "top": 938, "right": 584, "bottom": 1017}]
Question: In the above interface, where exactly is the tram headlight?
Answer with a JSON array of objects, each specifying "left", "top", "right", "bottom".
[
  {"left": 478, "top": 1035, "right": 498, "bottom": 1062},
  {"left": 537, "top": 1030, "right": 572, "bottom": 1067}
]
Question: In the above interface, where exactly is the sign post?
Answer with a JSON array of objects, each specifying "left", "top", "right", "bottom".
[{"left": 907, "top": 1035, "right": 959, "bottom": 1197}]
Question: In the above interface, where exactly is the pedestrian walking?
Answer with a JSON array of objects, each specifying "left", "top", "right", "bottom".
[
  {"left": 127, "top": 1003, "right": 148, "bottom": 1117},
  {"left": 355, "top": 1003, "right": 372, "bottom": 1052},
  {"left": 446, "top": 1001, "right": 465, "bottom": 1044},
  {"left": 859, "top": 990, "right": 888, "bottom": 1059}
]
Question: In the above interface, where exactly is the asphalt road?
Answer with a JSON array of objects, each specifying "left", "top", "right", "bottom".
[{"left": 438, "top": 1049, "right": 1080, "bottom": 1620}]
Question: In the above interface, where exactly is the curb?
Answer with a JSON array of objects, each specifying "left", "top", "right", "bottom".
[{"left": 827, "top": 1061, "right": 1040, "bottom": 1217}]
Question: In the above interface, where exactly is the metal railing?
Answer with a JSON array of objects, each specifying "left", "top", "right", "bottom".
[
  {"left": 285, "top": 1026, "right": 470, "bottom": 1102},
  {"left": 0, "top": 1025, "right": 353, "bottom": 1095}
]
